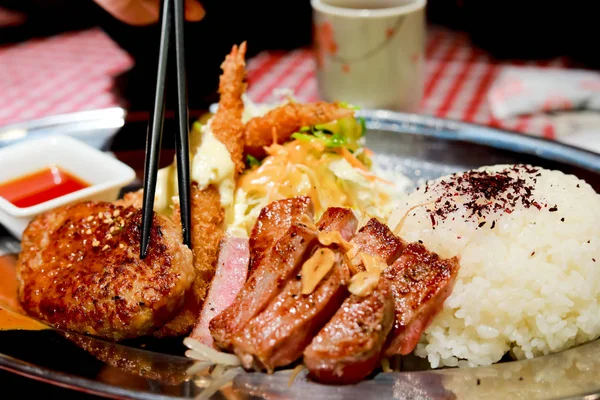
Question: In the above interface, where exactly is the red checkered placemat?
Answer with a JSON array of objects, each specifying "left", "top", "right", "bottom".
[
  {"left": 0, "top": 25, "right": 571, "bottom": 139},
  {"left": 0, "top": 28, "right": 133, "bottom": 126}
]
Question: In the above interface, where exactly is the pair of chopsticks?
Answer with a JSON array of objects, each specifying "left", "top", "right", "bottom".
[{"left": 140, "top": 0, "right": 192, "bottom": 258}]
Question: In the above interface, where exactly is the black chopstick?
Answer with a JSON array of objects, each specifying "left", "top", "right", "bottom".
[
  {"left": 173, "top": 0, "right": 192, "bottom": 249},
  {"left": 140, "top": 0, "right": 191, "bottom": 258}
]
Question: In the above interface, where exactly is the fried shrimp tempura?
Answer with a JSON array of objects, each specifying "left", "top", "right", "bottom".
[
  {"left": 244, "top": 101, "right": 355, "bottom": 158},
  {"left": 154, "top": 184, "right": 224, "bottom": 337},
  {"left": 210, "top": 42, "right": 247, "bottom": 175},
  {"left": 154, "top": 43, "right": 248, "bottom": 336}
]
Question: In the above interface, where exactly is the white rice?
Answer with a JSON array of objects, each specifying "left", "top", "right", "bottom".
[{"left": 388, "top": 164, "right": 600, "bottom": 368}]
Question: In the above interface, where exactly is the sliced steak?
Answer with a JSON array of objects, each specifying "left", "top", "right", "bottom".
[
  {"left": 230, "top": 207, "right": 358, "bottom": 371},
  {"left": 383, "top": 242, "right": 460, "bottom": 357},
  {"left": 191, "top": 236, "right": 250, "bottom": 347},
  {"left": 304, "top": 219, "right": 405, "bottom": 384},
  {"left": 304, "top": 278, "right": 395, "bottom": 384},
  {"left": 232, "top": 252, "right": 351, "bottom": 372},
  {"left": 248, "top": 196, "right": 314, "bottom": 272},
  {"left": 349, "top": 218, "right": 406, "bottom": 267},
  {"left": 209, "top": 223, "right": 319, "bottom": 351},
  {"left": 316, "top": 207, "right": 358, "bottom": 241}
]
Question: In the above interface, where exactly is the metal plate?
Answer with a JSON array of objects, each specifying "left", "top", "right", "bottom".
[
  {"left": 1, "top": 108, "right": 599, "bottom": 400},
  {"left": 0, "top": 108, "right": 125, "bottom": 151}
]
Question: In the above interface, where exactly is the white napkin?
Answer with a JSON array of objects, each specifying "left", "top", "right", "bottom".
[
  {"left": 488, "top": 67, "right": 600, "bottom": 120},
  {"left": 553, "top": 111, "right": 600, "bottom": 154}
]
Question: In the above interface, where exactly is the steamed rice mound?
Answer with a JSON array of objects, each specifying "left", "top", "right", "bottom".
[{"left": 388, "top": 164, "right": 600, "bottom": 368}]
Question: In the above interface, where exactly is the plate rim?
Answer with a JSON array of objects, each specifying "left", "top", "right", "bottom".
[{"left": 1, "top": 108, "right": 599, "bottom": 400}]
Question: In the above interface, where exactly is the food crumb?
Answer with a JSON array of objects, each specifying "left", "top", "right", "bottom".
[
  {"left": 519, "top": 377, "right": 523, "bottom": 381},
  {"left": 476, "top": 379, "right": 481, "bottom": 386},
  {"left": 531, "top": 251, "right": 535, "bottom": 256},
  {"left": 549, "top": 205, "right": 558, "bottom": 212},
  {"left": 561, "top": 218, "right": 565, "bottom": 222}
]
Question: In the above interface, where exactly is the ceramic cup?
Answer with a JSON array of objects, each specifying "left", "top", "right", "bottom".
[{"left": 311, "top": 0, "right": 426, "bottom": 112}]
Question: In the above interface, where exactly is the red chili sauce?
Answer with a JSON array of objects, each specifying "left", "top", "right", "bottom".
[{"left": 0, "top": 166, "right": 90, "bottom": 208}]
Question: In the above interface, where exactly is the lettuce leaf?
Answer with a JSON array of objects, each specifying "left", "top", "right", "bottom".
[{"left": 245, "top": 154, "right": 261, "bottom": 168}]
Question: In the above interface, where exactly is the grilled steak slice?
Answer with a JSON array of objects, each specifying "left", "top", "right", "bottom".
[
  {"left": 232, "top": 252, "right": 351, "bottom": 372},
  {"left": 230, "top": 207, "right": 358, "bottom": 371},
  {"left": 304, "top": 219, "right": 404, "bottom": 384},
  {"left": 316, "top": 207, "right": 358, "bottom": 241},
  {"left": 209, "top": 223, "right": 319, "bottom": 351},
  {"left": 248, "top": 196, "right": 314, "bottom": 272},
  {"left": 304, "top": 278, "right": 395, "bottom": 384},
  {"left": 383, "top": 242, "right": 460, "bottom": 357},
  {"left": 191, "top": 236, "right": 250, "bottom": 347},
  {"left": 349, "top": 218, "right": 406, "bottom": 267}
]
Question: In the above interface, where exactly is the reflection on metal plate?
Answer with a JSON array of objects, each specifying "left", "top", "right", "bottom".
[{"left": 0, "top": 109, "right": 599, "bottom": 399}]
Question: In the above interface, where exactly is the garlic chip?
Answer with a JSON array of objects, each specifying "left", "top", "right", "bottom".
[
  {"left": 348, "top": 270, "right": 380, "bottom": 297},
  {"left": 301, "top": 248, "right": 336, "bottom": 295},
  {"left": 318, "top": 230, "right": 353, "bottom": 252},
  {"left": 359, "top": 252, "right": 387, "bottom": 273}
]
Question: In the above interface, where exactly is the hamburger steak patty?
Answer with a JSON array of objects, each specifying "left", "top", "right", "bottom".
[{"left": 16, "top": 201, "right": 195, "bottom": 341}]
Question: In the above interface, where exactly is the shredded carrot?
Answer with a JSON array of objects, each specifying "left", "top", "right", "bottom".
[
  {"left": 357, "top": 168, "right": 395, "bottom": 185},
  {"left": 337, "top": 147, "right": 368, "bottom": 171}
]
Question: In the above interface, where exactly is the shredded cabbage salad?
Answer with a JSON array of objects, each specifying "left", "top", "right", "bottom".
[{"left": 223, "top": 97, "right": 405, "bottom": 236}]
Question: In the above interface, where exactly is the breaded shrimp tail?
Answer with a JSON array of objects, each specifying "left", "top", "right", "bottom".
[
  {"left": 154, "top": 43, "right": 248, "bottom": 337},
  {"left": 210, "top": 42, "right": 247, "bottom": 175},
  {"left": 154, "top": 184, "right": 224, "bottom": 337},
  {"left": 244, "top": 101, "right": 355, "bottom": 158}
]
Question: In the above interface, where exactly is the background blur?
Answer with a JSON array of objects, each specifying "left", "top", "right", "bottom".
[
  {"left": 1, "top": 0, "right": 598, "bottom": 112},
  {"left": 0, "top": 0, "right": 314, "bottom": 111},
  {"left": 1, "top": 0, "right": 600, "bottom": 153}
]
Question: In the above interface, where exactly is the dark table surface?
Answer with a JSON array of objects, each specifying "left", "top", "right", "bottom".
[{"left": 0, "top": 371, "right": 105, "bottom": 399}]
